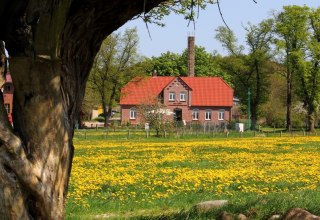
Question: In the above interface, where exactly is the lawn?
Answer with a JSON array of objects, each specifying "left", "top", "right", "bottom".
[{"left": 66, "top": 134, "right": 320, "bottom": 219}]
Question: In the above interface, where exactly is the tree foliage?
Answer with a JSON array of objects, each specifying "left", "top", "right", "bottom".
[
  {"left": 216, "top": 19, "right": 274, "bottom": 129},
  {"left": 142, "top": 46, "right": 231, "bottom": 83},
  {"left": 87, "top": 28, "right": 140, "bottom": 126},
  {"left": 274, "top": 5, "right": 320, "bottom": 131}
]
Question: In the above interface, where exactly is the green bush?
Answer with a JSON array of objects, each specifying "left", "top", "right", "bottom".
[{"left": 93, "top": 116, "right": 105, "bottom": 122}]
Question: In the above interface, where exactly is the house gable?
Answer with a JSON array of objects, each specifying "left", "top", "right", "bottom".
[{"left": 163, "top": 77, "right": 192, "bottom": 107}]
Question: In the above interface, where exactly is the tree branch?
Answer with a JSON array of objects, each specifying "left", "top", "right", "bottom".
[{"left": 216, "top": 0, "right": 231, "bottom": 31}]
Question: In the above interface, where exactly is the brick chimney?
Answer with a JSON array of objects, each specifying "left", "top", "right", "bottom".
[{"left": 187, "top": 36, "right": 195, "bottom": 77}]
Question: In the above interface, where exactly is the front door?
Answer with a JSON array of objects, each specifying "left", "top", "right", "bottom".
[{"left": 174, "top": 108, "right": 182, "bottom": 121}]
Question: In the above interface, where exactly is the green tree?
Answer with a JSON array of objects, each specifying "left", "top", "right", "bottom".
[
  {"left": 293, "top": 7, "right": 320, "bottom": 131},
  {"left": 181, "top": 46, "right": 230, "bottom": 80},
  {"left": 145, "top": 46, "right": 231, "bottom": 83},
  {"left": 216, "top": 20, "right": 274, "bottom": 130},
  {"left": 148, "top": 51, "right": 184, "bottom": 76},
  {"left": 261, "top": 72, "right": 287, "bottom": 127},
  {"left": 274, "top": 5, "right": 310, "bottom": 131},
  {"left": 88, "top": 28, "right": 140, "bottom": 127}
]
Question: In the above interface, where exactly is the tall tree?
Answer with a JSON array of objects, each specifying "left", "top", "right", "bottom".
[
  {"left": 0, "top": 1, "right": 216, "bottom": 218},
  {"left": 274, "top": 5, "right": 310, "bottom": 131},
  {"left": 292, "top": 7, "right": 320, "bottom": 131},
  {"left": 216, "top": 20, "right": 273, "bottom": 130},
  {"left": 88, "top": 28, "right": 139, "bottom": 127}
]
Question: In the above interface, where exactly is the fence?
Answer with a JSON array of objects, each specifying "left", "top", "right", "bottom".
[{"left": 74, "top": 124, "right": 319, "bottom": 140}]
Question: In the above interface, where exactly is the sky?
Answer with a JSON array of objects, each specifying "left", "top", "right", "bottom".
[{"left": 118, "top": 0, "right": 320, "bottom": 58}]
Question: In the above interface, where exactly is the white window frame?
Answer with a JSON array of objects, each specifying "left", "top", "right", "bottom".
[
  {"left": 180, "top": 92, "right": 186, "bottom": 101},
  {"left": 169, "top": 92, "right": 175, "bottom": 101},
  {"left": 130, "top": 107, "right": 137, "bottom": 119},
  {"left": 192, "top": 109, "right": 199, "bottom": 120},
  {"left": 218, "top": 110, "right": 225, "bottom": 120},
  {"left": 205, "top": 110, "right": 212, "bottom": 120}
]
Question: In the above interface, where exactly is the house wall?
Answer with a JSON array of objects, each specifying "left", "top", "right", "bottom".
[
  {"left": 121, "top": 105, "right": 140, "bottom": 125},
  {"left": 121, "top": 104, "right": 232, "bottom": 125},
  {"left": 190, "top": 106, "right": 231, "bottom": 124}
]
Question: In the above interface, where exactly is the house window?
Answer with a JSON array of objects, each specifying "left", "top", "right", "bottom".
[
  {"left": 4, "top": 85, "right": 10, "bottom": 91},
  {"left": 218, "top": 110, "right": 225, "bottom": 120},
  {"left": 205, "top": 110, "right": 212, "bottom": 120},
  {"left": 130, "top": 107, "right": 137, "bottom": 119},
  {"left": 192, "top": 109, "right": 199, "bottom": 120},
  {"left": 4, "top": 104, "right": 10, "bottom": 114},
  {"left": 180, "top": 92, "right": 186, "bottom": 101},
  {"left": 169, "top": 92, "right": 175, "bottom": 101}
]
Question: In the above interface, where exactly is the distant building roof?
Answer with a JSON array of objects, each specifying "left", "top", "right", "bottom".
[{"left": 120, "top": 76, "right": 233, "bottom": 107}]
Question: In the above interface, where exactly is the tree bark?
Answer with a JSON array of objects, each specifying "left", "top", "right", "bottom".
[
  {"left": 102, "top": 94, "right": 108, "bottom": 127},
  {"left": 286, "top": 71, "right": 292, "bottom": 131},
  {"left": 251, "top": 102, "right": 257, "bottom": 130},
  {"left": 307, "top": 106, "right": 315, "bottom": 132},
  {"left": 0, "top": 0, "right": 165, "bottom": 218}
]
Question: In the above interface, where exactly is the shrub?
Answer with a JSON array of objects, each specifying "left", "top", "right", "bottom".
[{"left": 93, "top": 116, "right": 105, "bottom": 122}]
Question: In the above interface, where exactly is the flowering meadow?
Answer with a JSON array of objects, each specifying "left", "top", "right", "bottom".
[{"left": 66, "top": 135, "right": 320, "bottom": 219}]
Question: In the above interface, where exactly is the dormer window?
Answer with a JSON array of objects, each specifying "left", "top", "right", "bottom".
[
  {"left": 180, "top": 92, "right": 186, "bottom": 101},
  {"left": 169, "top": 92, "right": 175, "bottom": 101}
]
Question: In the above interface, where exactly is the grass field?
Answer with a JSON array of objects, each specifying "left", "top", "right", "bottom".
[{"left": 66, "top": 133, "right": 320, "bottom": 219}]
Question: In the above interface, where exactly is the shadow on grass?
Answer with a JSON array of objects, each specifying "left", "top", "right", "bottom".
[
  {"left": 127, "top": 191, "right": 320, "bottom": 220},
  {"left": 128, "top": 199, "right": 262, "bottom": 220}
]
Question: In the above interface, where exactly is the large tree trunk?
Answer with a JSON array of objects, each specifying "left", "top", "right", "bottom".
[
  {"left": 286, "top": 73, "right": 292, "bottom": 131},
  {"left": 106, "top": 84, "right": 118, "bottom": 124},
  {"left": 0, "top": 58, "right": 74, "bottom": 219},
  {"left": 251, "top": 103, "right": 257, "bottom": 130},
  {"left": 0, "top": 0, "right": 165, "bottom": 219},
  {"left": 307, "top": 106, "right": 315, "bottom": 132}
]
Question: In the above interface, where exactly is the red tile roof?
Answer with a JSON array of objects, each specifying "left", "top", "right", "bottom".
[
  {"left": 120, "top": 76, "right": 233, "bottom": 107},
  {"left": 120, "top": 76, "right": 175, "bottom": 105},
  {"left": 181, "top": 77, "right": 233, "bottom": 106}
]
